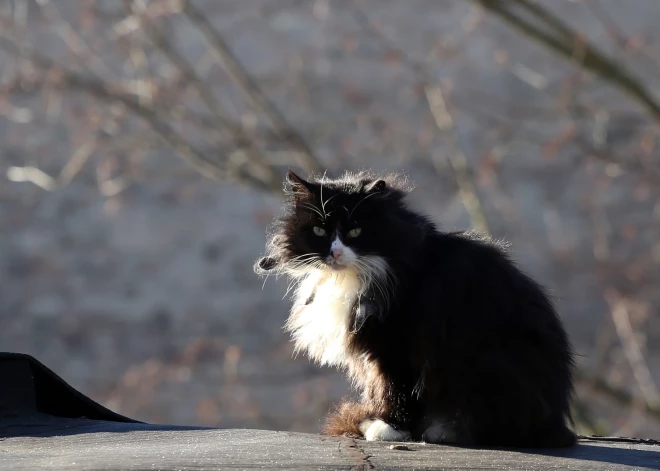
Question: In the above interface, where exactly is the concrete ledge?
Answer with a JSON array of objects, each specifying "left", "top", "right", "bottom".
[
  {"left": 2, "top": 352, "right": 660, "bottom": 470},
  {"left": 2, "top": 416, "right": 660, "bottom": 470}
]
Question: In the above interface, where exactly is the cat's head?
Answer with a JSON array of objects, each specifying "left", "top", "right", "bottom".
[{"left": 255, "top": 170, "right": 425, "bottom": 278}]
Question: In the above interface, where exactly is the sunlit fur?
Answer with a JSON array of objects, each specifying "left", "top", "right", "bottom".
[
  {"left": 287, "top": 267, "right": 361, "bottom": 366},
  {"left": 257, "top": 173, "right": 399, "bottom": 366},
  {"left": 255, "top": 170, "right": 577, "bottom": 448}
]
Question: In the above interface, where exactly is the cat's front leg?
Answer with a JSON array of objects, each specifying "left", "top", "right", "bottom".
[
  {"left": 323, "top": 401, "right": 411, "bottom": 441},
  {"left": 358, "top": 419, "right": 411, "bottom": 442},
  {"left": 349, "top": 349, "right": 414, "bottom": 441}
]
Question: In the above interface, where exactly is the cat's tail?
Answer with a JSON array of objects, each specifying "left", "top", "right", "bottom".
[{"left": 323, "top": 400, "right": 374, "bottom": 438}]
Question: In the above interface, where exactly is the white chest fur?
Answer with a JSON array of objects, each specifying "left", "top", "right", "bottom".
[{"left": 286, "top": 269, "right": 363, "bottom": 368}]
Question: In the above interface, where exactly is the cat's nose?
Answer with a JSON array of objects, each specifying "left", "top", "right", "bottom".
[{"left": 331, "top": 246, "right": 344, "bottom": 260}]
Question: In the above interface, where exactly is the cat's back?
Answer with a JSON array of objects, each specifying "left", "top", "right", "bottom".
[
  {"left": 419, "top": 229, "right": 515, "bottom": 278},
  {"left": 410, "top": 229, "right": 555, "bottom": 325}
]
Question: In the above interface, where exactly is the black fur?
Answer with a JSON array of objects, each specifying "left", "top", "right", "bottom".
[{"left": 255, "top": 170, "right": 576, "bottom": 447}]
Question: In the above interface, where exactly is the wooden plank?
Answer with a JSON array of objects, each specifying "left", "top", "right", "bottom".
[{"left": 2, "top": 417, "right": 660, "bottom": 470}]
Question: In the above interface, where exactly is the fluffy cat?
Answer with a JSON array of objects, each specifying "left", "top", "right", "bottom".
[{"left": 255, "top": 170, "right": 576, "bottom": 447}]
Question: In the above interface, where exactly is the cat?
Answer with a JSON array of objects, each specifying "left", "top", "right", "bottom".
[{"left": 254, "top": 170, "right": 577, "bottom": 447}]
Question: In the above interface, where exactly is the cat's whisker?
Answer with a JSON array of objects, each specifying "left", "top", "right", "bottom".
[
  {"left": 288, "top": 253, "right": 319, "bottom": 263},
  {"left": 354, "top": 257, "right": 397, "bottom": 313},
  {"left": 284, "top": 254, "right": 321, "bottom": 267},
  {"left": 283, "top": 282, "right": 295, "bottom": 300},
  {"left": 320, "top": 176, "right": 327, "bottom": 219},
  {"left": 348, "top": 191, "right": 382, "bottom": 219},
  {"left": 299, "top": 203, "right": 325, "bottom": 219},
  {"left": 262, "top": 271, "right": 271, "bottom": 290},
  {"left": 355, "top": 257, "right": 392, "bottom": 305},
  {"left": 283, "top": 276, "right": 305, "bottom": 299},
  {"left": 354, "top": 262, "right": 381, "bottom": 308},
  {"left": 321, "top": 193, "right": 339, "bottom": 217}
]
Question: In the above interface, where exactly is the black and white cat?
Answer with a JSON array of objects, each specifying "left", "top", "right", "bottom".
[{"left": 255, "top": 170, "right": 576, "bottom": 447}]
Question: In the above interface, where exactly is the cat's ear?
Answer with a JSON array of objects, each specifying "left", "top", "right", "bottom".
[
  {"left": 364, "top": 179, "right": 386, "bottom": 193},
  {"left": 285, "top": 170, "right": 315, "bottom": 198}
]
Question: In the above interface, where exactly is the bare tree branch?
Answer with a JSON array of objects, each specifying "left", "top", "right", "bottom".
[
  {"left": 577, "top": 371, "right": 660, "bottom": 423},
  {"left": 127, "top": 0, "right": 280, "bottom": 190},
  {"left": 353, "top": 7, "right": 491, "bottom": 234},
  {"left": 604, "top": 290, "right": 660, "bottom": 411},
  {"left": 0, "top": 30, "right": 283, "bottom": 193},
  {"left": 180, "top": 0, "right": 323, "bottom": 174},
  {"left": 0, "top": 35, "right": 223, "bottom": 185},
  {"left": 127, "top": 1, "right": 233, "bottom": 129},
  {"left": 425, "top": 85, "right": 491, "bottom": 234},
  {"left": 470, "top": 0, "right": 660, "bottom": 122},
  {"left": 36, "top": 0, "right": 118, "bottom": 81}
]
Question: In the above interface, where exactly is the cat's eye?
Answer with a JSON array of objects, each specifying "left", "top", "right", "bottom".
[
  {"left": 347, "top": 228, "right": 362, "bottom": 238},
  {"left": 313, "top": 226, "right": 327, "bottom": 236}
]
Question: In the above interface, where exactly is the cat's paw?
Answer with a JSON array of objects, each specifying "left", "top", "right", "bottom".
[
  {"left": 359, "top": 419, "right": 410, "bottom": 442},
  {"left": 421, "top": 423, "right": 459, "bottom": 444}
]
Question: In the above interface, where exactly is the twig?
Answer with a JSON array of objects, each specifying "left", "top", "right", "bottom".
[
  {"left": 604, "top": 291, "right": 660, "bottom": 411},
  {"left": 35, "top": 0, "right": 117, "bottom": 81},
  {"left": 0, "top": 39, "right": 214, "bottom": 178},
  {"left": 577, "top": 371, "right": 660, "bottom": 423},
  {"left": 353, "top": 7, "right": 491, "bottom": 234},
  {"left": 6, "top": 166, "right": 57, "bottom": 190},
  {"left": 453, "top": 85, "right": 649, "bottom": 122},
  {"left": 425, "top": 85, "right": 491, "bottom": 234},
  {"left": 180, "top": 0, "right": 323, "bottom": 173},
  {"left": 0, "top": 32, "right": 282, "bottom": 193},
  {"left": 127, "top": 0, "right": 280, "bottom": 190},
  {"left": 578, "top": 435, "right": 660, "bottom": 446},
  {"left": 127, "top": 1, "right": 233, "bottom": 129},
  {"left": 584, "top": 0, "right": 660, "bottom": 84},
  {"left": 470, "top": 0, "right": 660, "bottom": 122}
]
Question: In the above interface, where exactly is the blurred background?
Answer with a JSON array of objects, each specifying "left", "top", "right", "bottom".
[{"left": 1, "top": 0, "right": 659, "bottom": 438}]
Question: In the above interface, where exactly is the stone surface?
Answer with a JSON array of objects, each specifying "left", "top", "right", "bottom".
[
  {"left": 2, "top": 419, "right": 660, "bottom": 471},
  {"left": 2, "top": 352, "right": 659, "bottom": 470}
]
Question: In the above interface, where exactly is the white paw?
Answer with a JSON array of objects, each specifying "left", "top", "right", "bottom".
[
  {"left": 422, "top": 423, "right": 458, "bottom": 444},
  {"left": 359, "top": 419, "right": 410, "bottom": 442}
]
